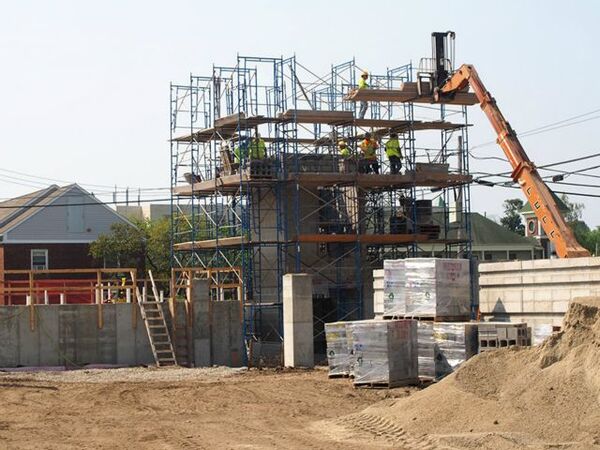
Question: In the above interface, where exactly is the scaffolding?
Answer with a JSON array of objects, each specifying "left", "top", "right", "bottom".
[{"left": 169, "top": 54, "right": 474, "bottom": 361}]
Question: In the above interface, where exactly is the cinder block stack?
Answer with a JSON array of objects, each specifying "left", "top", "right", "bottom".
[{"left": 478, "top": 322, "right": 531, "bottom": 352}]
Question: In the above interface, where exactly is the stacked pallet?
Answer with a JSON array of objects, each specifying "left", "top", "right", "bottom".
[
  {"left": 352, "top": 320, "right": 418, "bottom": 388},
  {"left": 324, "top": 321, "right": 350, "bottom": 377},
  {"left": 383, "top": 258, "right": 471, "bottom": 320},
  {"left": 380, "top": 258, "right": 475, "bottom": 380}
]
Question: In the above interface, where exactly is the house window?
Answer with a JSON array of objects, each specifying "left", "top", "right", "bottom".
[{"left": 31, "top": 249, "right": 48, "bottom": 270}]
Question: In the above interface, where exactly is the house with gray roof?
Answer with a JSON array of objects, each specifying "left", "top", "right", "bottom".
[{"left": 0, "top": 184, "right": 132, "bottom": 301}]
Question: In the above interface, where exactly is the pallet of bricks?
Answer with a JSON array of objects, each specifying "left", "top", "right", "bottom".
[
  {"left": 381, "top": 258, "right": 477, "bottom": 380},
  {"left": 378, "top": 258, "right": 533, "bottom": 380}
]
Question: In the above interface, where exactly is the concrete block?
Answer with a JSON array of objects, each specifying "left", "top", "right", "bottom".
[
  {"left": 533, "top": 301, "right": 552, "bottom": 313},
  {"left": 283, "top": 274, "right": 314, "bottom": 368},
  {"left": 284, "top": 321, "right": 314, "bottom": 368},
  {"left": 552, "top": 301, "right": 570, "bottom": 313},
  {"left": 283, "top": 274, "right": 313, "bottom": 324},
  {"left": 551, "top": 288, "right": 574, "bottom": 301}
]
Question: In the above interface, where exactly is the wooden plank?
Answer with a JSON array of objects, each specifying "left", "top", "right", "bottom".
[
  {"left": 173, "top": 236, "right": 247, "bottom": 251},
  {"left": 345, "top": 83, "right": 479, "bottom": 106},
  {"left": 287, "top": 172, "right": 471, "bottom": 189},
  {"left": 279, "top": 109, "right": 354, "bottom": 125},
  {"left": 295, "top": 234, "right": 430, "bottom": 244},
  {"left": 353, "top": 119, "right": 412, "bottom": 128}
]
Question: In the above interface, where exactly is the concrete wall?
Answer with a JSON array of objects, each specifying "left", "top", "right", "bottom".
[
  {"left": 0, "top": 283, "right": 245, "bottom": 368},
  {"left": 191, "top": 279, "right": 245, "bottom": 367},
  {"left": 0, "top": 304, "right": 153, "bottom": 367},
  {"left": 479, "top": 257, "right": 600, "bottom": 326}
]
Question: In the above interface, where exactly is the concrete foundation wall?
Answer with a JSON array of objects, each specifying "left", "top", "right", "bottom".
[
  {"left": 191, "top": 280, "right": 245, "bottom": 367},
  {"left": 479, "top": 257, "right": 600, "bottom": 326},
  {"left": 0, "top": 283, "right": 245, "bottom": 368},
  {"left": 0, "top": 304, "right": 153, "bottom": 367}
]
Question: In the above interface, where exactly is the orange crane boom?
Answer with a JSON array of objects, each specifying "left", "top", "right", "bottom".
[{"left": 438, "top": 64, "right": 589, "bottom": 258}]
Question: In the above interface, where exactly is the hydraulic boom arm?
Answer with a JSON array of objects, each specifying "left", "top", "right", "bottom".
[{"left": 439, "top": 64, "right": 589, "bottom": 258}]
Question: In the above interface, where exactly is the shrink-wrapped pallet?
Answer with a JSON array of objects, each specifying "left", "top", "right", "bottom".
[
  {"left": 325, "top": 322, "right": 350, "bottom": 376},
  {"left": 532, "top": 324, "right": 553, "bottom": 346},
  {"left": 351, "top": 319, "right": 418, "bottom": 387},
  {"left": 434, "top": 322, "right": 479, "bottom": 378},
  {"left": 383, "top": 259, "right": 406, "bottom": 316},
  {"left": 417, "top": 321, "right": 435, "bottom": 378},
  {"left": 404, "top": 258, "right": 471, "bottom": 318}
]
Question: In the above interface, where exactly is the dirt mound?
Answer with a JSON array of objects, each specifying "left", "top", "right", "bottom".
[{"left": 327, "top": 298, "right": 600, "bottom": 449}]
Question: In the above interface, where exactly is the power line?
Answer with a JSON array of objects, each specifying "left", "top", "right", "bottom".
[
  {"left": 474, "top": 151, "right": 600, "bottom": 180},
  {"left": 469, "top": 106, "right": 600, "bottom": 152},
  {"left": 0, "top": 197, "right": 172, "bottom": 209}
]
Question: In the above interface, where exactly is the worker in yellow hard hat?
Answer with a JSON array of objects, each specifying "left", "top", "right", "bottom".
[
  {"left": 338, "top": 140, "right": 351, "bottom": 159},
  {"left": 359, "top": 132, "right": 379, "bottom": 174},
  {"left": 385, "top": 132, "right": 403, "bottom": 174},
  {"left": 358, "top": 71, "right": 370, "bottom": 119}
]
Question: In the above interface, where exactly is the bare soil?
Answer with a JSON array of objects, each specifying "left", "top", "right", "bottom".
[{"left": 0, "top": 366, "right": 415, "bottom": 449}]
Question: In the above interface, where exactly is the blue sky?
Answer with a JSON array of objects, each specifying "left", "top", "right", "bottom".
[{"left": 1, "top": 0, "right": 599, "bottom": 225}]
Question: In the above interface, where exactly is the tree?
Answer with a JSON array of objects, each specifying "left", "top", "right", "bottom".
[
  {"left": 560, "top": 194, "right": 584, "bottom": 223},
  {"left": 499, "top": 198, "right": 525, "bottom": 235},
  {"left": 89, "top": 217, "right": 171, "bottom": 278}
]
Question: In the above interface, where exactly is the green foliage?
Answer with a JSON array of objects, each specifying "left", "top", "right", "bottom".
[
  {"left": 89, "top": 217, "right": 171, "bottom": 278},
  {"left": 89, "top": 222, "right": 145, "bottom": 270},
  {"left": 560, "top": 194, "right": 584, "bottom": 222},
  {"left": 499, "top": 198, "right": 525, "bottom": 236}
]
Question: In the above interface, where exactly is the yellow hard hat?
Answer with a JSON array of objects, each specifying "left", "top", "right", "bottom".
[
  {"left": 338, "top": 140, "right": 347, "bottom": 147},
  {"left": 361, "top": 70, "right": 369, "bottom": 78}
]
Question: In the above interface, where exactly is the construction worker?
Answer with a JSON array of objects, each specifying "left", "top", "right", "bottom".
[
  {"left": 338, "top": 140, "right": 351, "bottom": 159},
  {"left": 359, "top": 132, "right": 379, "bottom": 174},
  {"left": 233, "top": 138, "right": 249, "bottom": 164},
  {"left": 358, "top": 71, "right": 370, "bottom": 119},
  {"left": 385, "top": 132, "right": 403, "bottom": 174},
  {"left": 248, "top": 133, "right": 267, "bottom": 160},
  {"left": 338, "top": 140, "right": 355, "bottom": 173}
]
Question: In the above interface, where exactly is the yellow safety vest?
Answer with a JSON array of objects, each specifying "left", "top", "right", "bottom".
[
  {"left": 385, "top": 138, "right": 402, "bottom": 159},
  {"left": 340, "top": 147, "right": 350, "bottom": 158},
  {"left": 360, "top": 139, "right": 377, "bottom": 160},
  {"left": 249, "top": 139, "right": 266, "bottom": 159},
  {"left": 358, "top": 78, "right": 369, "bottom": 89}
]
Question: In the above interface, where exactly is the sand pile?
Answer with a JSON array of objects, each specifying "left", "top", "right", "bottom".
[{"left": 328, "top": 298, "right": 600, "bottom": 449}]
